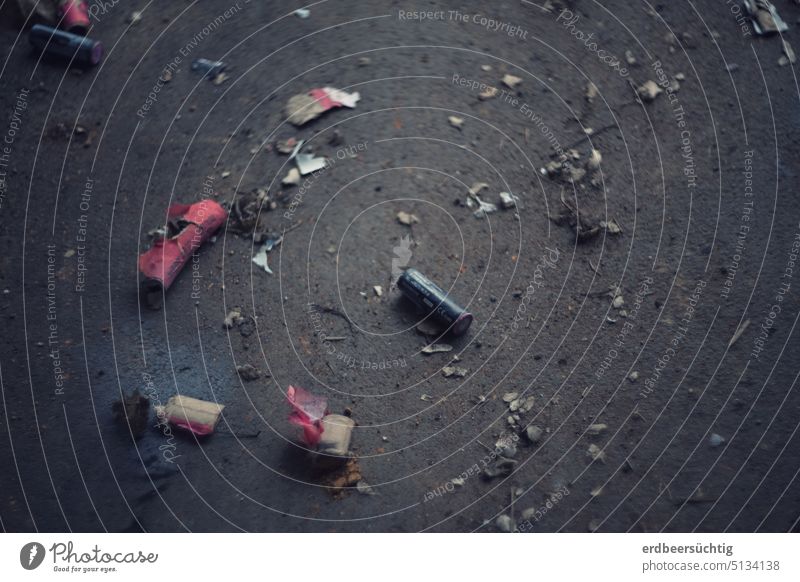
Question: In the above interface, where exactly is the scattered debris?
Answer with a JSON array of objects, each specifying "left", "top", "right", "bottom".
[
  {"left": 373, "top": 285, "right": 383, "bottom": 297},
  {"left": 282, "top": 167, "right": 301, "bottom": 186},
  {"left": 357, "top": 57, "right": 371, "bottom": 66},
  {"left": 468, "top": 182, "right": 489, "bottom": 197},
  {"left": 420, "top": 394, "right": 433, "bottom": 402},
  {"left": 502, "top": 392, "right": 519, "bottom": 403},
  {"left": 729, "top": 319, "right": 750, "bottom": 347},
  {"left": 478, "top": 86, "right": 498, "bottom": 100},
  {"left": 325, "top": 458, "right": 362, "bottom": 496},
  {"left": 139, "top": 200, "right": 227, "bottom": 309},
  {"left": 18, "top": 0, "right": 58, "bottom": 26},
  {"left": 525, "top": 425, "right": 544, "bottom": 444},
  {"left": 601, "top": 219, "right": 622, "bottom": 235},
  {"left": 289, "top": 140, "right": 329, "bottom": 175},
  {"left": 422, "top": 343, "right": 453, "bottom": 354},
  {"left": 637, "top": 80, "right": 663, "bottom": 102},
  {"left": 127, "top": 10, "right": 143, "bottom": 25},
  {"left": 236, "top": 364, "right": 261, "bottom": 382},
  {"left": 550, "top": 189, "right": 600, "bottom": 242},
  {"left": 780, "top": 40, "right": 796, "bottom": 66},
  {"left": 480, "top": 64, "right": 492, "bottom": 72},
  {"left": 224, "top": 309, "right": 243, "bottom": 329},
  {"left": 252, "top": 234, "right": 284, "bottom": 275},
  {"left": 520, "top": 507, "right": 537, "bottom": 521},
  {"left": 587, "top": 148, "right": 602, "bottom": 170},
  {"left": 111, "top": 390, "right": 150, "bottom": 439},
  {"left": 587, "top": 443, "right": 607, "bottom": 463},
  {"left": 495, "top": 514, "right": 516, "bottom": 532},
  {"left": 590, "top": 484, "right": 604, "bottom": 497},
  {"left": 356, "top": 480, "right": 376, "bottom": 495},
  {"left": 295, "top": 151, "right": 328, "bottom": 175},
  {"left": 276, "top": 137, "right": 299, "bottom": 154},
  {"left": 744, "top": 0, "right": 787, "bottom": 35},
  {"left": 564, "top": 165, "right": 586, "bottom": 183},
  {"left": 397, "top": 269, "right": 473, "bottom": 336},
  {"left": 495, "top": 435, "right": 517, "bottom": 458},
  {"left": 499, "top": 191, "right": 517, "bottom": 209},
  {"left": 709, "top": 433, "right": 726, "bottom": 447},
  {"left": 484, "top": 457, "right": 517, "bottom": 479},
  {"left": 448, "top": 115, "right": 464, "bottom": 129},
  {"left": 625, "top": 50, "right": 636, "bottom": 65},
  {"left": 588, "top": 518, "right": 602, "bottom": 532},
  {"left": 286, "top": 385, "right": 328, "bottom": 447},
  {"left": 327, "top": 129, "right": 344, "bottom": 146},
  {"left": 501, "top": 74, "right": 522, "bottom": 89},
  {"left": 315, "top": 414, "right": 355, "bottom": 469},
  {"left": 155, "top": 395, "right": 225, "bottom": 437},
  {"left": 585, "top": 82, "right": 599, "bottom": 102},
  {"left": 285, "top": 87, "right": 360, "bottom": 126},
  {"left": 628, "top": 370, "right": 639, "bottom": 382},
  {"left": 29, "top": 24, "right": 103, "bottom": 67},
  {"left": 293, "top": 8, "right": 310, "bottom": 18},
  {"left": 587, "top": 423, "right": 608, "bottom": 436},
  {"left": 396, "top": 211, "right": 419, "bottom": 225},
  {"left": 58, "top": 0, "right": 91, "bottom": 34},
  {"left": 228, "top": 189, "right": 271, "bottom": 235},
  {"left": 191, "top": 58, "right": 226, "bottom": 79},
  {"left": 473, "top": 198, "right": 498, "bottom": 218},
  {"left": 442, "top": 366, "right": 468, "bottom": 378}
]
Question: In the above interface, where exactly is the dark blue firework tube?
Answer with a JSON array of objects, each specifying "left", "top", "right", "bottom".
[
  {"left": 29, "top": 24, "right": 103, "bottom": 67},
  {"left": 397, "top": 268, "right": 473, "bottom": 336}
]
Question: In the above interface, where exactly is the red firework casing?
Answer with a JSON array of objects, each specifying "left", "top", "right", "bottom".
[
  {"left": 138, "top": 200, "right": 227, "bottom": 308},
  {"left": 57, "top": 0, "right": 90, "bottom": 35}
]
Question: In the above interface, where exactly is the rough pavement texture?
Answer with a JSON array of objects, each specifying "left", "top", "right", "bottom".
[{"left": 1, "top": 0, "right": 799, "bottom": 532}]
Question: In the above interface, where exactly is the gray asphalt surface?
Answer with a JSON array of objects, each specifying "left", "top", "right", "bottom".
[{"left": 1, "top": 0, "right": 799, "bottom": 532}]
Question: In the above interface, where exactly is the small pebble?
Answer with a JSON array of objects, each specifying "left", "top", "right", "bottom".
[
  {"left": 356, "top": 481, "right": 376, "bottom": 495},
  {"left": 709, "top": 433, "right": 725, "bottom": 447},
  {"left": 526, "top": 425, "right": 544, "bottom": 444},
  {"left": 587, "top": 423, "right": 608, "bottom": 436},
  {"left": 495, "top": 514, "right": 515, "bottom": 532}
]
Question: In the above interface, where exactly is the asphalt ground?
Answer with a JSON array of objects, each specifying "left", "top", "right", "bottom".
[{"left": 1, "top": 0, "right": 799, "bottom": 532}]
